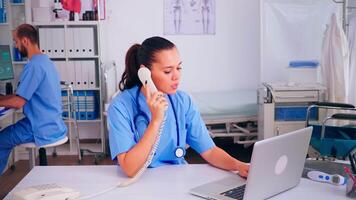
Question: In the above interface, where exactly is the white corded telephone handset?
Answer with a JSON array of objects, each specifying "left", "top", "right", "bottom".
[
  {"left": 12, "top": 183, "right": 80, "bottom": 200},
  {"left": 12, "top": 66, "right": 166, "bottom": 200},
  {"left": 114, "top": 66, "right": 166, "bottom": 187},
  {"left": 137, "top": 66, "right": 158, "bottom": 94}
]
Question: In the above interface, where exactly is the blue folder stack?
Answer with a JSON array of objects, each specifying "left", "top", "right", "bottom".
[{"left": 61, "top": 90, "right": 98, "bottom": 120}]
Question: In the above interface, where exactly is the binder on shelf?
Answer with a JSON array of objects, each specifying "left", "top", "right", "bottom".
[
  {"left": 80, "top": 60, "right": 95, "bottom": 89},
  {"left": 80, "top": 27, "right": 95, "bottom": 57},
  {"left": 66, "top": 61, "right": 76, "bottom": 86},
  {"left": 73, "top": 28, "right": 81, "bottom": 57},
  {"left": 53, "top": 61, "right": 65, "bottom": 82},
  {"left": 85, "top": 90, "right": 98, "bottom": 120},
  {"left": 74, "top": 61, "right": 83, "bottom": 89},
  {"left": 45, "top": 28, "right": 53, "bottom": 57},
  {"left": 80, "top": 60, "right": 89, "bottom": 89},
  {"left": 52, "top": 28, "right": 65, "bottom": 57},
  {"left": 87, "top": 60, "right": 96, "bottom": 88},
  {"left": 38, "top": 28, "right": 46, "bottom": 54},
  {"left": 77, "top": 90, "right": 86, "bottom": 120},
  {"left": 61, "top": 90, "right": 98, "bottom": 120},
  {"left": 66, "top": 27, "right": 74, "bottom": 57}
]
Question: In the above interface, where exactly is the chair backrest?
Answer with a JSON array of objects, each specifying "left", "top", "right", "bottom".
[{"left": 61, "top": 81, "right": 77, "bottom": 121}]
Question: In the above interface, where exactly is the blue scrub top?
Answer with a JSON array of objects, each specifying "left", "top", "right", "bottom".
[
  {"left": 16, "top": 54, "right": 67, "bottom": 146},
  {"left": 108, "top": 85, "right": 215, "bottom": 168}
]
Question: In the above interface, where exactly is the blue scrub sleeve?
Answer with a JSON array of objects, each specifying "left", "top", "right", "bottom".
[
  {"left": 108, "top": 100, "right": 136, "bottom": 160},
  {"left": 185, "top": 95, "right": 215, "bottom": 154},
  {"left": 16, "top": 63, "right": 44, "bottom": 101}
]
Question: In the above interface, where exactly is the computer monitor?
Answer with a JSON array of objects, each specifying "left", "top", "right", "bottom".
[{"left": 0, "top": 45, "right": 14, "bottom": 81}]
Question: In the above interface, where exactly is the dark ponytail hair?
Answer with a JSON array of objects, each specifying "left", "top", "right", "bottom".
[{"left": 118, "top": 36, "right": 176, "bottom": 91}]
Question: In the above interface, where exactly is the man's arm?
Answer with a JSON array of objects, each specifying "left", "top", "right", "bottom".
[{"left": 0, "top": 94, "right": 26, "bottom": 109}]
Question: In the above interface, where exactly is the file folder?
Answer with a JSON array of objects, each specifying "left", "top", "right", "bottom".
[
  {"left": 52, "top": 28, "right": 65, "bottom": 57},
  {"left": 53, "top": 61, "right": 65, "bottom": 82},
  {"left": 45, "top": 28, "right": 53, "bottom": 57},
  {"left": 38, "top": 28, "right": 46, "bottom": 54},
  {"left": 66, "top": 28, "right": 74, "bottom": 57},
  {"left": 80, "top": 27, "right": 95, "bottom": 57},
  {"left": 87, "top": 60, "right": 96, "bottom": 88},
  {"left": 66, "top": 61, "right": 76, "bottom": 86},
  {"left": 74, "top": 61, "right": 83, "bottom": 89},
  {"left": 80, "top": 60, "right": 89, "bottom": 89},
  {"left": 73, "top": 28, "right": 81, "bottom": 57}
]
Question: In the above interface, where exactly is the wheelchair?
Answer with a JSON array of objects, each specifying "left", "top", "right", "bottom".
[{"left": 306, "top": 102, "right": 356, "bottom": 160}]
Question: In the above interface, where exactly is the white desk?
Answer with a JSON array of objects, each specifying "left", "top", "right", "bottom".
[{"left": 5, "top": 164, "right": 346, "bottom": 200}]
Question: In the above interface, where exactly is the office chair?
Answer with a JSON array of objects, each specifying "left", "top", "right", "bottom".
[{"left": 17, "top": 82, "right": 80, "bottom": 169}]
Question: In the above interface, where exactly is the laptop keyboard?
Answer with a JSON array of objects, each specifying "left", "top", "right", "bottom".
[{"left": 220, "top": 184, "right": 246, "bottom": 200}]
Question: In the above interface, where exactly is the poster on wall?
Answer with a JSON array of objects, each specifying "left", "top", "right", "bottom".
[{"left": 164, "top": 0, "right": 215, "bottom": 35}]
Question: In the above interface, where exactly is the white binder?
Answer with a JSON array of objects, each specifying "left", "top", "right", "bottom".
[
  {"left": 81, "top": 27, "right": 95, "bottom": 57},
  {"left": 80, "top": 60, "right": 90, "bottom": 89},
  {"left": 53, "top": 61, "right": 64, "bottom": 82},
  {"left": 79, "top": 28, "right": 87, "bottom": 57},
  {"left": 66, "top": 28, "right": 74, "bottom": 57},
  {"left": 66, "top": 61, "right": 76, "bottom": 86},
  {"left": 52, "top": 28, "right": 65, "bottom": 58},
  {"left": 73, "top": 28, "right": 81, "bottom": 57},
  {"left": 54, "top": 61, "right": 66, "bottom": 84},
  {"left": 74, "top": 61, "right": 83, "bottom": 89},
  {"left": 87, "top": 60, "right": 96, "bottom": 89},
  {"left": 45, "top": 28, "right": 53, "bottom": 57},
  {"left": 38, "top": 28, "right": 46, "bottom": 54}
]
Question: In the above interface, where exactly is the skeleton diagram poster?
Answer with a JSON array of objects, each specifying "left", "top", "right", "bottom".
[{"left": 164, "top": 0, "right": 216, "bottom": 35}]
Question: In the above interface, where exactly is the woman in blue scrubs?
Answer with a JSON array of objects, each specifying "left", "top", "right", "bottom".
[{"left": 108, "top": 36, "right": 249, "bottom": 178}]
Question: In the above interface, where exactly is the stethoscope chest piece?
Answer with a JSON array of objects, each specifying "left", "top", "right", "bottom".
[{"left": 175, "top": 147, "right": 185, "bottom": 158}]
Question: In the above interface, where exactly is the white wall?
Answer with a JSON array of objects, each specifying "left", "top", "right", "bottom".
[{"left": 100, "top": 0, "right": 260, "bottom": 93}]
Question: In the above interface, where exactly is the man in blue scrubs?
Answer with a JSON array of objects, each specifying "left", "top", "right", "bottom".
[{"left": 0, "top": 24, "right": 66, "bottom": 174}]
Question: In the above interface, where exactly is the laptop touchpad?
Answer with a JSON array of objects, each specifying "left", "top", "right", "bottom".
[{"left": 214, "top": 176, "right": 246, "bottom": 186}]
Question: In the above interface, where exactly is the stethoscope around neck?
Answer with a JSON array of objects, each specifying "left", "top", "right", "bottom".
[{"left": 133, "top": 87, "right": 185, "bottom": 158}]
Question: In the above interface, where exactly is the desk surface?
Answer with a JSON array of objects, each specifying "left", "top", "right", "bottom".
[{"left": 5, "top": 164, "right": 346, "bottom": 200}]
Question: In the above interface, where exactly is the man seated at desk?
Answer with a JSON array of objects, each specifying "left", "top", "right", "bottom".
[{"left": 0, "top": 24, "right": 66, "bottom": 174}]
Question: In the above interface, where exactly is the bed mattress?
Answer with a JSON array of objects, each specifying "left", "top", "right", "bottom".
[{"left": 190, "top": 90, "right": 258, "bottom": 122}]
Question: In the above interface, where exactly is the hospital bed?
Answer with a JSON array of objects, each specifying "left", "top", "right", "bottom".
[
  {"left": 306, "top": 102, "right": 356, "bottom": 159},
  {"left": 190, "top": 90, "right": 258, "bottom": 144}
]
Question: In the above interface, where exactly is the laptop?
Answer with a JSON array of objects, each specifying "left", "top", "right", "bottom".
[{"left": 190, "top": 127, "right": 313, "bottom": 200}]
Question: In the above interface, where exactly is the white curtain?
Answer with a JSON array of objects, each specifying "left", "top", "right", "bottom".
[
  {"left": 321, "top": 13, "right": 349, "bottom": 103},
  {"left": 349, "top": 14, "right": 356, "bottom": 105},
  {"left": 261, "top": 0, "right": 341, "bottom": 83}
]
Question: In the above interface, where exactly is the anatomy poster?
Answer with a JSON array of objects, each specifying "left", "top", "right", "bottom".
[{"left": 164, "top": 0, "right": 216, "bottom": 35}]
